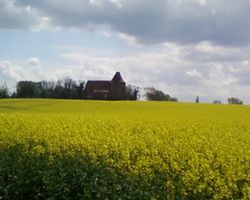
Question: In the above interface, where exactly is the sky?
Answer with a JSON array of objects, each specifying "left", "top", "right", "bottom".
[{"left": 1, "top": 0, "right": 250, "bottom": 103}]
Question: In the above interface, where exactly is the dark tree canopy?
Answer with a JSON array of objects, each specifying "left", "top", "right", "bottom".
[
  {"left": 196, "top": 96, "right": 199, "bottom": 103},
  {"left": 213, "top": 100, "right": 222, "bottom": 104},
  {"left": 228, "top": 97, "right": 243, "bottom": 105},
  {"left": 144, "top": 87, "right": 177, "bottom": 102},
  {"left": 16, "top": 81, "right": 40, "bottom": 98},
  {"left": 14, "top": 78, "right": 138, "bottom": 100},
  {"left": 0, "top": 83, "right": 9, "bottom": 98},
  {"left": 15, "top": 79, "right": 85, "bottom": 99},
  {"left": 125, "top": 85, "right": 139, "bottom": 100}
]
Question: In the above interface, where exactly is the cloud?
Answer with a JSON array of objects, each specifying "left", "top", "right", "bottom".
[
  {"left": 0, "top": 0, "right": 39, "bottom": 30},
  {"left": 181, "top": 42, "right": 250, "bottom": 63},
  {"left": 89, "top": 0, "right": 123, "bottom": 9},
  {"left": 1, "top": 41, "right": 250, "bottom": 103},
  {"left": 0, "top": 0, "right": 248, "bottom": 46},
  {"left": 186, "top": 70, "right": 203, "bottom": 78},
  {"left": 59, "top": 42, "right": 250, "bottom": 103},
  {"left": 0, "top": 60, "right": 24, "bottom": 81},
  {"left": 117, "top": 33, "right": 137, "bottom": 45},
  {"left": 26, "top": 57, "right": 41, "bottom": 66},
  {"left": 0, "top": 58, "right": 53, "bottom": 84}
]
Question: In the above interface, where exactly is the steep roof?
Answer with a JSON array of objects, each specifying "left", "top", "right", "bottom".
[
  {"left": 111, "top": 72, "right": 125, "bottom": 83},
  {"left": 85, "top": 81, "right": 111, "bottom": 92}
]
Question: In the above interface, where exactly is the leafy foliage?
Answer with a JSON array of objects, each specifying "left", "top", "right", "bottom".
[
  {"left": 144, "top": 87, "right": 177, "bottom": 101},
  {"left": 213, "top": 100, "right": 222, "bottom": 104},
  {"left": 228, "top": 97, "right": 243, "bottom": 105},
  {"left": 196, "top": 96, "right": 199, "bottom": 103},
  {"left": 0, "top": 83, "right": 9, "bottom": 98},
  {"left": 15, "top": 78, "right": 85, "bottom": 99},
  {"left": 0, "top": 100, "right": 250, "bottom": 199},
  {"left": 14, "top": 79, "right": 139, "bottom": 100}
]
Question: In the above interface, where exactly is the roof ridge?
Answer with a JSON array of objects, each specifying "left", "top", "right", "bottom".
[{"left": 111, "top": 72, "right": 125, "bottom": 83}]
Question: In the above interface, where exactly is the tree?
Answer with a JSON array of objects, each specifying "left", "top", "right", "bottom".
[
  {"left": 196, "top": 96, "right": 199, "bottom": 103},
  {"left": 213, "top": 100, "right": 222, "bottom": 104},
  {"left": 228, "top": 97, "right": 243, "bottom": 105},
  {"left": 144, "top": 87, "right": 177, "bottom": 102},
  {"left": 0, "top": 83, "right": 9, "bottom": 98},
  {"left": 16, "top": 81, "right": 40, "bottom": 98},
  {"left": 15, "top": 78, "right": 86, "bottom": 99},
  {"left": 125, "top": 85, "right": 139, "bottom": 100},
  {"left": 62, "top": 77, "right": 77, "bottom": 99},
  {"left": 55, "top": 77, "right": 79, "bottom": 99},
  {"left": 37, "top": 80, "right": 56, "bottom": 98},
  {"left": 77, "top": 81, "right": 85, "bottom": 99}
]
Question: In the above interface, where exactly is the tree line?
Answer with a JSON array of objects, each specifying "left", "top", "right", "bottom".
[
  {"left": 0, "top": 80, "right": 245, "bottom": 104},
  {"left": 0, "top": 78, "right": 138, "bottom": 100}
]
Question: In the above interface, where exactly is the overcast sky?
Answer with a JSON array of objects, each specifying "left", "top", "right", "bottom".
[{"left": 1, "top": 0, "right": 250, "bottom": 103}]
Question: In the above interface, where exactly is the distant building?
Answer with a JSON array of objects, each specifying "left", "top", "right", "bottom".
[{"left": 84, "top": 72, "right": 126, "bottom": 100}]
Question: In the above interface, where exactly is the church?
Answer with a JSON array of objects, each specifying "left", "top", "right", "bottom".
[{"left": 84, "top": 72, "right": 126, "bottom": 100}]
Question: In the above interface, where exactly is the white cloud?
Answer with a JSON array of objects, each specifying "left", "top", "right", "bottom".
[
  {"left": 0, "top": 60, "right": 23, "bottom": 81},
  {"left": 89, "top": 0, "right": 101, "bottom": 6},
  {"left": 108, "top": 0, "right": 123, "bottom": 9},
  {"left": 186, "top": 70, "right": 202, "bottom": 78},
  {"left": 0, "top": 58, "right": 54, "bottom": 83},
  {"left": 31, "top": 17, "right": 60, "bottom": 32},
  {"left": 1, "top": 40, "right": 250, "bottom": 103},
  {"left": 117, "top": 32, "right": 137, "bottom": 45},
  {"left": 89, "top": 0, "right": 122, "bottom": 8},
  {"left": 58, "top": 42, "right": 250, "bottom": 103},
  {"left": 197, "top": 0, "right": 206, "bottom": 6},
  {"left": 26, "top": 57, "right": 41, "bottom": 66}
]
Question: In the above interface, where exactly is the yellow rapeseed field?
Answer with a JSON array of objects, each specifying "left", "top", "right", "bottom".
[{"left": 0, "top": 99, "right": 250, "bottom": 199}]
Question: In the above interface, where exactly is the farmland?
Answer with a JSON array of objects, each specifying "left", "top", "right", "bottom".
[{"left": 0, "top": 99, "right": 250, "bottom": 199}]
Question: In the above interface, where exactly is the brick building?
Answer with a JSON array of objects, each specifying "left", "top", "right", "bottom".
[{"left": 84, "top": 72, "right": 126, "bottom": 100}]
